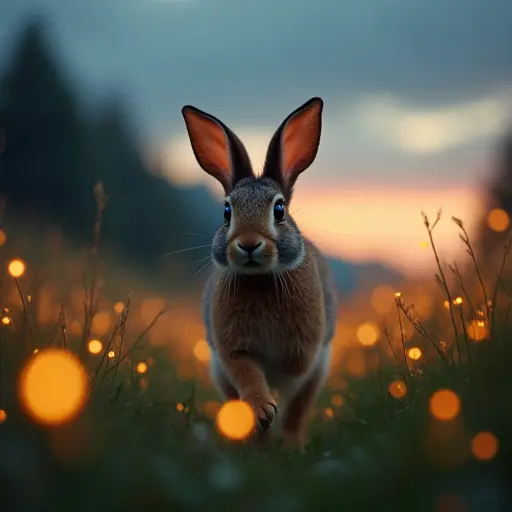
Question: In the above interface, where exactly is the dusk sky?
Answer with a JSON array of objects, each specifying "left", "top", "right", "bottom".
[{"left": 1, "top": 0, "right": 511, "bottom": 275}]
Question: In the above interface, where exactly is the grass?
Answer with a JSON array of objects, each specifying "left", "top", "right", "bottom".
[{"left": 1, "top": 190, "right": 512, "bottom": 512}]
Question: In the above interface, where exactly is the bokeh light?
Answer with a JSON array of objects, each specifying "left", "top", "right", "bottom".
[
  {"left": 470, "top": 431, "right": 498, "bottom": 461},
  {"left": 467, "top": 320, "right": 488, "bottom": 342},
  {"left": 136, "top": 361, "right": 148, "bottom": 374},
  {"left": 193, "top": 339, "right": 211, "bottom": 362},
  {"left": 453, "top": 296, "right": 463, "bottom": 306},
  {"left": 487, "top": 208, "right": 510, "bottom": 232},
  {"left": 331, "top": 394, "right": 344, "bottom": 407},
  {"left": 216, "top": 400, "right": 255, "bottom": 441},
  {"left": 429, "top": 389, "right": 461, "bottom": 421},
  {"left": 18, "top": 349, "right": 88, "bottom": 426},
  {"left": 107, "top": 350, "right": 115, "bottom": 359},
  {"left": 345, "top": 350, "right": 367, "bottom": 376},
  {"left": 388, "top": 379, "right": 407, "bottom": 399},
  {"left": 113, "top": 302, "right": 125, "bottom": 314},
  {"left": 87, "top": 339, "right": 103, "bottom": 355},
  {"left": 8, "top": 258, "right": 26, "bottom": 278},
  {"left": 370, "top": 284, "right": 395, "bottom": 315},
  {"left": 91, "top": 311, "right": 112, "bottom": 336},
  {"left": 0, "top": 230, "right": 6, "bottom": 246},
  {"left": 2, "top": 316, "right": 11, "bottom": 325},
  {"left": 356, "top": 322, "right": 379, "bottom": 346},
  {"left": 0, "top": 409, "right": 6, "bottom": 423},
  {"left": 407, "top": 347, "right": 422, "bottom": 360}
]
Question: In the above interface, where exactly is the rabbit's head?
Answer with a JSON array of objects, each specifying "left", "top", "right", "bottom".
[{"left": 181, "top": 97, "right": 323, "bottom": 275}]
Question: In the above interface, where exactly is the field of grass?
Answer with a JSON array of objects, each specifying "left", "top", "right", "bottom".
[{"left": 1, "top": 203, "right": 512, "bottom": 512}]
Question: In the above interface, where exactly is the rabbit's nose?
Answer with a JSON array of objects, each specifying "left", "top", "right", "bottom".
[{"left": 236, "top": 240, "right": 262, "bottom": 255}]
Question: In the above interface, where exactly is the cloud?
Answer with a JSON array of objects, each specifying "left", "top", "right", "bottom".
[
  {"left": 2, "top": 0, "right": 511, "bottom": 191},
  {"left": 352, "top": 89, "right": 512, "bottom": 154},
  {"left": 1, "top": 0, "right": 511, "bottom": 132}
]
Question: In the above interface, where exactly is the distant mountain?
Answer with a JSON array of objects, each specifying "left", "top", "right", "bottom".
[{"left": 326, "top": 256, "right": 403, "bottom": 297}]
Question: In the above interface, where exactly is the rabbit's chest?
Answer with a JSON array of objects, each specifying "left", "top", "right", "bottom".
[{"left": 211, "top": 273, "right": 324, "bottom": 363}]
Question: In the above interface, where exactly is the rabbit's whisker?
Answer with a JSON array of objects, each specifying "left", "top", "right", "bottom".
[
  {"left": 290, "top": 199, "right": 319, "bottom": 216},
  {"left": 160, "top": 244, "right": 213, "bottom": 258},
  {"left": 167, "top": 232, "right": 214, "bottom": 238},
  {"left": 189, "top": 258, "right": 214, "bottom": 283}
]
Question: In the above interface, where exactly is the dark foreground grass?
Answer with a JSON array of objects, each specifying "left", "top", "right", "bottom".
[{"left": 1, "top": 204, "right": 512, "bottom": 511}]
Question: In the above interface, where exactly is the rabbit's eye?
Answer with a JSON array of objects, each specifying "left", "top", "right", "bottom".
[
  {"left": 224, "top": 203, "right": 232, "bottom": 224},
  {"left": 273, "top": 201, "right": 285, "bottom": 222}
]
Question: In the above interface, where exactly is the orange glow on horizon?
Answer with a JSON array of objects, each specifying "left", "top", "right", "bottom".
[{"left": 291, "top": 186, "right": 484, "bottom": 275}]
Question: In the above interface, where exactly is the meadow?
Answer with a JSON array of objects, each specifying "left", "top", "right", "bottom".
[{"left": 1, "top": 186, "right": 511, "bottom": 512}]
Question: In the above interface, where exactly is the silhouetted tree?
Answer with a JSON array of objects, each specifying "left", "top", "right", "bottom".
[
  {"left": 477, "top": 127, "right": 512, "bottom": 266},
  {"left": 0, "top": 18, "right": 220, "bottom": 288},
  {"left": 0, "top": 19, "right": 92, "bottom": 236}
]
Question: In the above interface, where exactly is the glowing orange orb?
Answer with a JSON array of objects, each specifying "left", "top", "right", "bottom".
[
  {"left": 216, "top": 400, "right": 255, "bottom": 441},
  {"left": 471, "top": 431, "right": 498, "bottom": 461},
  {"left": 429, "top": 389, "right": 460, "bottom": 421},
  {"left": 113, "top": 302, "right": 125, "bottom": 314},
  {"left": 487, "top": 208, "right": 509, "bottom": 232},
  {"left": 8, "top": 259, "right": 26, "bottom": 278},
  {"left": 388, "top": 379, "right": 407, "bottom": 399},
  {"left": 18, "top": 349, "right": 88, "bottom": 426},
  {"left": 356, "top": 322, "right": 379, "bottom": 346},
  {"left": 136, "top": 361, "right": 148, "bottom": 374},
  {"left": 407, "top": 347, "right": 422, "bottom": 360},
  {"left": 370, "top": 285, "right": 395, "bottom": 315},
  {"left": 87, "top": 339, "right": 103, "bottom": 355},
  {"left": 193, "top": 339, "right": 211, "bottom": 362}
]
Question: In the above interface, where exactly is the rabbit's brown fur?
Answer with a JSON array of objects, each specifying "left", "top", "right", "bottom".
[{"left": 181, "top": 97, "right": 338, "bottom": 450}]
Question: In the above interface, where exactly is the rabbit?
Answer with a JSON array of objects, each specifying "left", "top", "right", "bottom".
[{"left": 181, "top": 97, "right": 338, "bottom": 450}]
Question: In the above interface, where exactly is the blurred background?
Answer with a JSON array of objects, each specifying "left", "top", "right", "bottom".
[{"left": 0, "top": 0, "right": 512, "bottom": 389}]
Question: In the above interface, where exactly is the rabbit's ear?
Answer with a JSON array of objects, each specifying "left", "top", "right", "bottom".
[
  {"left": 181, "top": 105, "right": 254, "bottom": 193},
  {"left": 263, "top": 97, "right": 323, "bottom": 195}
]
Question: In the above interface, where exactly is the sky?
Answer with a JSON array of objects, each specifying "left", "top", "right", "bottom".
[{"left": 1, "top": 0, "right": 512, "bottom": 275}]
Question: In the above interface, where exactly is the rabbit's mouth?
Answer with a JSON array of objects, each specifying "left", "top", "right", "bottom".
[
  {"left": 243, "top": 261, "right": 263, "bottom": 269},
  {"left": 227, "top": 234, "right": 278, "bottom": 274}
]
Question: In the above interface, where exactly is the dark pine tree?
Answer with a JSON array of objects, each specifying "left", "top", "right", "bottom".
[{"left": 0, "top": 18, "right": 92, "bottom": 237}]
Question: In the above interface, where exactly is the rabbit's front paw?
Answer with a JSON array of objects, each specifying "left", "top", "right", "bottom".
[{"left": 244, "top": 394, "right": 278, "bottom": 432}]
